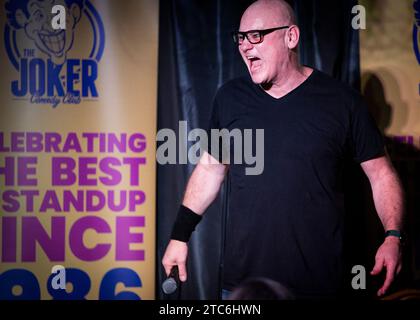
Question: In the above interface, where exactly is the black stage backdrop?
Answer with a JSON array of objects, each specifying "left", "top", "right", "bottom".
[{"left": 156, "top": 0, "right": 369, "bottom": 300}]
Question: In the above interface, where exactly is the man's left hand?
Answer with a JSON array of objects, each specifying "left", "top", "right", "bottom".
[{"left": 370, "top": 236, "right": 402, "bottom": 296}]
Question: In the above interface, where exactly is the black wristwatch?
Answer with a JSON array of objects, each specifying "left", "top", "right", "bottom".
[{"left": 385, "top": 230, "right": 403, "bottom": 241}]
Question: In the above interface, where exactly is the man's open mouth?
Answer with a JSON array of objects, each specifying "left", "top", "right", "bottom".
[
  {"left": 39, "top": 30, "right": 65, "bottom": 55},
  {"left": 247, "top": 56, "right": 262, "bottom": 72}
]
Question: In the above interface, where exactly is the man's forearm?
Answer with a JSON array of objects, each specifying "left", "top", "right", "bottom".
[
  {"left": 370, "top": 165, "right": 404, "bottom": 231},
  {"left": 182, "top": 152, "right": 228, "bottom": 215}
]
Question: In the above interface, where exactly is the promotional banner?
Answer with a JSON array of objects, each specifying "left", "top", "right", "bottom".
[{"left": 0, "top": 0, "right": 158, "bottom": 299}]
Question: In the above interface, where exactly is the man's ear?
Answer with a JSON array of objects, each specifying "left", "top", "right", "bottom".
[
  {"left": 71, "top": 3, "right": 82, "bottom": 23},
  {"left": 15, "top": 9, "right": 28, "bottom": 28},
  {"left": 286, "top": 25, "right": 300, "bottom": 50}
]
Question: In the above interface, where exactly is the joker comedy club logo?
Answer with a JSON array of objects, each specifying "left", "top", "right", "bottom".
[{"left": 4, "top": 0, "right": 105, "bottom": 108}]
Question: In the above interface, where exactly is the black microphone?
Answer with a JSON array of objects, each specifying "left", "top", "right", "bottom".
[{"left": 162, "top": 266, "right": 180, "bottom": 295}]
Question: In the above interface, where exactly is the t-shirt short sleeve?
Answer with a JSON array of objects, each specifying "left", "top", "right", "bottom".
[{"left": 349, "top": 94, "right": 385, "bottom": 163}]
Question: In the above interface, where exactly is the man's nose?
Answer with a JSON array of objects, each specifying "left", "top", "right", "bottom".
[{"left": 239, "top": 37, "right": 253, "bottom": 52}]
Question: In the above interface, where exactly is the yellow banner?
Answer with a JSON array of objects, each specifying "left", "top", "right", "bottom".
[{"left": 0, "top": 0, "right": 158, "bottom": 299}]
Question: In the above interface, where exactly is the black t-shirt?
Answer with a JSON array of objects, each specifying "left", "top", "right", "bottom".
[{"left": 208, "top": 69, "right": 385, "bottom": 297}]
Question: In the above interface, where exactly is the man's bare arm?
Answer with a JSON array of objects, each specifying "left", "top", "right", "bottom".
[
  {"left": 361, "top": 155, "right": 404, "bottom": 296},
  {"left": 361, "top": 155, "right": 404, "bottom": 232},
  {"left": 162, "top": 152, "right": 228, "bottom": 281},
  {"left": 183, "top": 152, "right": 228, "bottom": 214}
]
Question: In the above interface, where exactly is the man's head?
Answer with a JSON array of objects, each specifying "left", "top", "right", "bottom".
[
  {"left": 6, "top": 0, "right": 84, "bottom": 65},
  {"left": 236, "top": 0, "right": 299, "bottom": 85}
]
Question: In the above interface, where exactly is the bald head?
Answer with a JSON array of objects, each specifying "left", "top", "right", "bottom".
[
  {"left": 240, "top": 0, "right": 296, "bottom": 31},
  {"left": 237, "top": 0, "right": 303, "bottom": 88}
]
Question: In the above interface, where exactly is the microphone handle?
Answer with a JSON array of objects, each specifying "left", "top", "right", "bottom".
[{"left": 169, "top": 265, "right": 179, "bottom": 282}]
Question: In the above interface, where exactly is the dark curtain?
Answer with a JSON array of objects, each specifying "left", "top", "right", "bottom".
[
  {"left": 295, "top": 0, "right": 360, "bottom": 89},
  {"left": 157, "top": 0, "right": 360, "bottom": 300}
]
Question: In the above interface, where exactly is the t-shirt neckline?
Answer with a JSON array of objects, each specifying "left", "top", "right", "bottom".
[{"left": 252, "top": 68, "right": 317, "bottom": 103}]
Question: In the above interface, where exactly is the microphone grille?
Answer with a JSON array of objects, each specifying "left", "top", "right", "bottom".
[{"left": 162, "top": 278, "right": 177, "bottom": 295}]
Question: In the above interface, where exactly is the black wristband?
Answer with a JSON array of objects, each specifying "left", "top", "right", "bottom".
[
  {"left": 385, "top": 230, "right": 402, "bottom": 240},
  {"left": 171, "top": 205, "right": 202, "bottom": 242}
]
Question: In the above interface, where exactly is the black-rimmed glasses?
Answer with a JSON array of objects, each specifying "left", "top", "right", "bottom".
[{"left": 232, "top": 26, "right": 290, "bottom": 45}]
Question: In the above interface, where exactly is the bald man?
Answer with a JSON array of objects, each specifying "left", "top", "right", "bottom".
[{"left": 162, "top": 0, "right": 404, "bottom": 299}]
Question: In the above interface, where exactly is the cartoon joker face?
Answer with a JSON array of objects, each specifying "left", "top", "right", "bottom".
[{"left": 6, "top": 0, "right": 84, "bottom": 65}]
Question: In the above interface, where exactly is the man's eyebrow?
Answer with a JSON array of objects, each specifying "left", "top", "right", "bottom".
[{"left": 238, "top": 29, "right": 260, "bottom": 33}]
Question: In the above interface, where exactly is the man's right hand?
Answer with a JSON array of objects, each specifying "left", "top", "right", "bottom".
[{"left": 162, "top": 239, "right": 189, "bottom": 282}]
